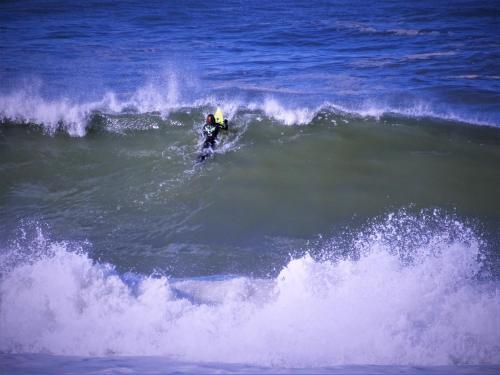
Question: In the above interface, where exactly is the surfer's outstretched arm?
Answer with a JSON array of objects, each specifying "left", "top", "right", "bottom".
[{"left": 220, "top": 119, "right": 229, "bottom": 130}]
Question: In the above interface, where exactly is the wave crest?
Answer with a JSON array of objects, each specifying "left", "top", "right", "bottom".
[
  {"left": 1, "top": 213, "right": 498, "bottom": 366},
  {"left": 1, "top": 81, "right": 498, "bottom": 137}
]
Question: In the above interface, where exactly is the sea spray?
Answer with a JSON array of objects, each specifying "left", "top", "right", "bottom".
[
  {"left": 2, "top": 78, "right": 498, "bottom": 137},
  {"left": 1, "top": 214, "right": 498, "bottom": 366}
]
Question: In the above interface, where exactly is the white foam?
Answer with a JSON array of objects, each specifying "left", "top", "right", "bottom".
[
  {"left": 0, "top": 90, "right": 89, "bottom": 136},
  {"left": 1, "top": 76, "right": 498, "bottom": 137},
  {"left": 1, "top": 215, "right": 498, "bottom": 366},
  {"left": 0, "top": 73, "right": 186, "bottom": 136},
  {"left": 248, "top": 98, "right": 316, "bottom": 125},
  {"left": 404, "top": 51, "right": 457, "bottom": 61},
  {"left": 389, "top": 29, "right": 440, "bottom": 37},
  {"left": 328, "top": 100, "right": 498, "bottom": 127},
  {"left": 335, "top": 21, "right": 378, "bottom": 34}
]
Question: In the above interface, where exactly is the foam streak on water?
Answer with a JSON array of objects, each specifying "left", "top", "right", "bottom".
[{"left": 1, "top": 214, "right": 498, "bottom": 367}]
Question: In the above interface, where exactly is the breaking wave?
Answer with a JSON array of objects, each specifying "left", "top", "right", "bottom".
[
  {"left": 1, "top": 212, "right": 498, "bottom": 366},
  {"left": 1, "top": 81, "right": 498, "bottom": 137}
]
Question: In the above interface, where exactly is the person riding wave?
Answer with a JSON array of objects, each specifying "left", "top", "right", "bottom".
[{"left": 197, "top": 113, "right": 228, "bottom": 162}]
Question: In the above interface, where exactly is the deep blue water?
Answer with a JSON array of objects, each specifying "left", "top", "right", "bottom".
[{"left": 1, "top": 0, "right": 499, "bottom": 124}]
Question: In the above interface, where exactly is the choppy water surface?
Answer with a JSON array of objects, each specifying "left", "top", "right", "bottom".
[{"left": 1, "top": 0, "right": 499, "bottom": 373}]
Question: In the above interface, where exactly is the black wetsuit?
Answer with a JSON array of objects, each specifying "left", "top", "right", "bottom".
[
  {"left": 197, "top": 120, "right": 228, "bottom": 162},
  {"left": 202, "top": 123, "right": 221, "bottom": 148}
]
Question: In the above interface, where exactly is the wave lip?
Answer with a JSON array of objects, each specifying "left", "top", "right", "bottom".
[
  {"left": 2, "top": 91, "right": 498, "bottom": 137},
  {"left": 0, "top": 90, "right": 89, "bottom": 137},
  {"left": 1, "top": 74, "right": 499, "bottom": 136},
  {"left": 1, "top": 213, "right": 499, "bottom": 366},
  {"left": 1, "top": 67, "right": 500, "bottom": 138}
]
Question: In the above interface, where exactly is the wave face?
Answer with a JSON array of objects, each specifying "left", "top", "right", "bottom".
[
  {"left": 1, "top": 0, "right": 500, "bottom": 371},
  {"left": 1, "top": 213, "right": 499, "bottom": 366},
  {"left": 2, "top": 95, "right": 500, "bottom": 278}
]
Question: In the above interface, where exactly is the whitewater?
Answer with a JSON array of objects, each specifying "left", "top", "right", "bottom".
[
  {"left": 1, "top": 212, "right": 499, "bottom": 367},
  {"left": 1, "top": 76, "right": 499, "bottom": 137}
]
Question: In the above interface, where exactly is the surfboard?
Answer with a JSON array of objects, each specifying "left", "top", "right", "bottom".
[{"left": 214, "top": 107, "right": 224, "bottom": 125}]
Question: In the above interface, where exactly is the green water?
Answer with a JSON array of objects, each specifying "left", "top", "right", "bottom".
[{"left": 1, "top": 111, "right": 499, "bottom": 276}]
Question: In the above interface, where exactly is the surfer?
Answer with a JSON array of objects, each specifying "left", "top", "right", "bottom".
[{"left": 197, "top": 113, "right": 228, "bottom": 162}]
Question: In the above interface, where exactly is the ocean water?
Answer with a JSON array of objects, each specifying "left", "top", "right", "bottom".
[{"left": 1, "top": 0, "right": 500, "bottom": 373}]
